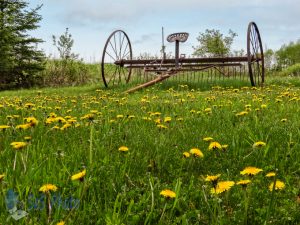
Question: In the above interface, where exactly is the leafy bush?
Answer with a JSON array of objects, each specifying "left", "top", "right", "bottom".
[
  {"left": 38, "top": 59, "right": 100, "bottom": 87},
  {"left": 279, "top": 63, "right": 300, "bottom": 76},
  {"left": 276, "top": 41, "right": 300, "bottom": 69}
]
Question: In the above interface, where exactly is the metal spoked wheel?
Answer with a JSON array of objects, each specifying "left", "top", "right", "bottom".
[
  {"left": 101, "top": 30, "right": 132, "bottom": 87},
  {"left": 247, "top": 22, "right": 264, "bottom": 86}
]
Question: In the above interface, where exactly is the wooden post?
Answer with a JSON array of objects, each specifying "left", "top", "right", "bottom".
[{"left": 124, "top": 71, "right": 176, "bottom": 94}]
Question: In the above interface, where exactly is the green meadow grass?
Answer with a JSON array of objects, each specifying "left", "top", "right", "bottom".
[{"left": 0, "top": 78, "right": 299, "bottom": 224}]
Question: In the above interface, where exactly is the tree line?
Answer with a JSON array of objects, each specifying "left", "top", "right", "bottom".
[{"left": 1, "top": 0, "right": 299, "bottom": 90}]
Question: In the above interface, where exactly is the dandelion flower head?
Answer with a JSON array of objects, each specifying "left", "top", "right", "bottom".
[
  {"left": 269, "top": 180, "right": 285, "bottom": 191},
  {"left": 10, "top": 142, "right": 27, "bottom": 150},
  {"left": 240, "top": 167, "right": 263, "bottom": 176},
  {"left": 266, "top": 172, "right": 276, "bottom": 177},
  {"left": 205, "top": 174, "right": 221, "bottom": 182},
  {"left": 208, "top": 141, "right": 222, "bottom": 150},
  {"left": 71, "top": 169, "right": 86, "bottom": 181},
  {"left": 190, "top": 148, "right": 204, "bottom": 158},
  {"left": 253, "top": 141, "right": 266, "bottom": 148},
  {"left": 160, "top": 189, "right": 176, "bottom": 199},
  {"left": 211, "top": 181, "right": 235, "bottom": 194},
  {"left": 118, "top": 146, "right": 129, "bottom": 152},
  {"left": 39, "top": 184, "right": 58, "bottom": 193}
]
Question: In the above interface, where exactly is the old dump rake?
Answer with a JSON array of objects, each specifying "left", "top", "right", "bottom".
[{"left": 101, "top": 22, "right": 264, "bottom": 93}]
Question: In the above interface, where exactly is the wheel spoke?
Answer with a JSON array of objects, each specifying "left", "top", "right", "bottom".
[
  {"left": 256, "top": 62, "right": 261, "bottom": 85},
  {"left": 122, "top": 50, "right": 131, "bottom": 59},
  {"left": 109, "top": 40, "right": 118, "bottom": 59},
  {"left": 250, "top": 31, "right": 257, "bottom": 56},
  {"left": 105, "top": 51, "right": 117, "bottom": 62},
  {"left": 121, "top": 67, "right": 127, "bottom": 82},
  {"left": 253, "top": 30, "right": 259, "bottom": 57},
  {"left": 121, "top": 42, "right": 129, "bottom": 59},
  {"left": 107, "top": 65, "right": 118, "bottom": 85},
  {"left": 118, "top": 65, "right": 122, "bottom": 84},
  {"left": 113, "top": 34, "right": 118, "bottom": 60},
  {"left": 119, "top": 33, "right": 125, "bottom": 60}
]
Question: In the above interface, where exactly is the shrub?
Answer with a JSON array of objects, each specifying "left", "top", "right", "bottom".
[
  {"left": 279, "top": 63, "right": 300, "bottom": 76},
  {"left": 38, "top": 59, "right": 100, "bottom": 87}
]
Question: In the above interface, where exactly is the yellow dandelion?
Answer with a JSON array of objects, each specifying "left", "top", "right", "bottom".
[
  {"left": 67, "top": 119, "right": 77, "bottom": 124},
  {"left": 0, "top": 125, "right": 10, "bottom": 130},
  {"left": 204, "top": 108, "right": 212, "bottom": 114},
  {"left": 116, "top": 114, "right": 124, "bottom": 119},
  {"left": 24, "top": 136, "right": 32, "bottom": 141},
  {"left": 39, "top": 184, "right": 58, "bottom": 193},
  {"left": 90, "top": 110, "right": 98, "bottom": 114},
  {"left": 253, "top": 141, "right": 266, "bottom": 148},
  {"left": 269, "top": 180, "right": 285, "bottom": 191},
  {"left": 208, "top": 141, "right": 222, "bottom": 151},
  {"left": 261, "top": 104, "right": 267, "bottom": 108},
  {"left": 221, "top": 144, "right": 228, "bottom": 150},
  {"left": 71, "top": 169, "right": 86, "bottom": 181},
  {"left": 266, "top": 172, "right": 276, "bottom": 177},
  {"left": 211, "top": 181, "right": 235, "bottom": 194},
  {"left": 157, "top": 124, "right": 168, "bottom": 129},
  {"left": 60, "top": 123, "right": 72, "bottom": 130},
  {"left": 24, "top": 103, "right": 35, "bottom": 108},
  {"left": 205, "top": 174, "right": 221, "bottom": 182},
  {"left": 0, "top": 174, "right": 5, "bottom": 181},
  {"left": 160, "top": 189, "right": 176, "bottom": 199},
  {"left": 54, "top": 117, "right": 67, "bottom": 123},
  {"left": 154, "top": 112, "right": 162, "bottom": 116},
  {"left": 236, "top": 111, "right": 248, "bottom": 116},
  {"left": 154, "top": 118, "right": 161, "bottom": 124},
  {"left": 16, "top": 123, "right": 31, "bottom": 130},
  {"left": 236, "top": 180, "right": 251, "bottom": 187},
  {"left": 118, "top": 146, "right": 129, "bottom": 152},
  {"left": 10, "top": 141, "right": 27, "bottom": 150},
  {"left": 24, "top": 117, "right": 38, "bottom": 127},
  {"left": 6, "top": 115, "right": 13, "bottom": 120},
  {"left": 80, "top": 114, "right": 94, "bottom": 121},
  {"left": 203, "top": 137, "right": 213, "bottom": 142},
  {"left": 56, "top": 221, "right": 65, "bottom": 225},
  {"left": 190, "top": 148, "right": 204, "bottom": 158},
  {"left": 52, "top": 125, "right": 60, "bottom": 130},
  {"left": 240, "top": 167, "right": 263, "bottom": 176},
  {"left": 182, "top": 152, "right": 190, "bottom": 158},
  {"left": 164, "top": 117, "right": 172, "bottom": 123}
]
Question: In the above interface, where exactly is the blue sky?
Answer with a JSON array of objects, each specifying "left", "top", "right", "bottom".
[{"left": 29, "top": 0, "right": 300, "bottom": 62}]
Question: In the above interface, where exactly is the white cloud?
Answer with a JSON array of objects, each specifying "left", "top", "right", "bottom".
[{"left": 32, "top": 0, "right": 300, "bottom": 60}]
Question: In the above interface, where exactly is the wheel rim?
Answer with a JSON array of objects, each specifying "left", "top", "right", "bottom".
[
  {"left": 101, "top": 30, "right": 132, "bottom": 87},
  {"left": 247, "top": 22, "right": 264, "bottom": 86}
]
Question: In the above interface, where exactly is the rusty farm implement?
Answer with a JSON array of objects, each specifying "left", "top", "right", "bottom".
[{"left": 101, "top": 22, "right": 264, "bottom": 92}]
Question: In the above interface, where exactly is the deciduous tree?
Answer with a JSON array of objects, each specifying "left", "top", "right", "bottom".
[{"left": 193, "top": 29, "right": 237, "bottom": 57}]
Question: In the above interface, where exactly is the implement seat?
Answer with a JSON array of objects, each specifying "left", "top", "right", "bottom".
[{"left": 167, "top": 32, "right": 189, "bottom": 43}]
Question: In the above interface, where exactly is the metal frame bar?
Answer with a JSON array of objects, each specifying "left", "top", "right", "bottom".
[{"left": 115, "top": 56, "right": 259, "bottom": 66}]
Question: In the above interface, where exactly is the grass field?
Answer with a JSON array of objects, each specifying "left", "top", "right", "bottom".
[{"left": 0, "top": 76, "right": 300, "bottom": 224}]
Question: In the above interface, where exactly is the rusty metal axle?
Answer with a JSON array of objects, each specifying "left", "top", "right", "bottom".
[{"left": 115, "top": 56, "right": 254, "bottom": 66}]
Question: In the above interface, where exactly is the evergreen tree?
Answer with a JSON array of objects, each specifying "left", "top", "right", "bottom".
[{"left": 0, "top": 0, "right": 44, "bottom": 89}]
